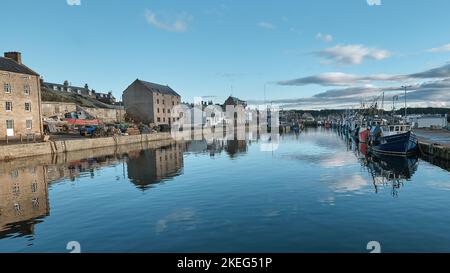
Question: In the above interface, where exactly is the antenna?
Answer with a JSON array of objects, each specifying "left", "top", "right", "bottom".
[{"left": 264, "top": 84, "right": 267, "bottom": 106}]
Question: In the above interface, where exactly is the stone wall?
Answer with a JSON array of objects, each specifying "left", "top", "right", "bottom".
[
  {"left": 41, "top": 101, "right": 77, "bottom": 117},
  {"left": 0, "top": 132, "right": 174, "bottom": 161},
  {"left": 83, "top": 107, "right": 125, "bottom": 123}
]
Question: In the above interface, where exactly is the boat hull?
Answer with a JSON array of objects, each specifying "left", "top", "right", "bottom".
[
  {"left": 370, "top": 131, "right": 418, "bottom": 156},
  {"left": 358, "top": 128, "right": 370, "bottom": 143}
]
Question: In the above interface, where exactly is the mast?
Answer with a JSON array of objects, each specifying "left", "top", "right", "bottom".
[{"left": 402, "top": 85, "right": 407, "bottom": 118}]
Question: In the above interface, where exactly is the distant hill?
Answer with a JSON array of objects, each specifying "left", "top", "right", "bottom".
[
  {"left": 41, "top": 86, "right": 117, "bottom": 109},
  {"left": 282, "top": 108, "right": 450, "bottom": 121}
]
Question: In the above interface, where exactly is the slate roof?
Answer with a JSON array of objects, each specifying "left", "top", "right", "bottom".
[
  {"left": 0, "top": 57, "right": 39, "bottom": 76},
  {"left": 225, "top": 96, "right": 247, "bottom": 105},
  {"left": 136, "top": 79, "right": 181, "bottom": 97},
  {"left": 44, "top": 82, "right": 89, "bottom": 92}
]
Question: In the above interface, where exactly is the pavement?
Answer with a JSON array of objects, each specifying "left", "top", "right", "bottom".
[{"left": 414, "top": 128, "right": 450, "bottom": 146}]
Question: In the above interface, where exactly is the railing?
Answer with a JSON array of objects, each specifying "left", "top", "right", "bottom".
[{"left": 0, "top": 134, "right": 42, "bottom": 145}]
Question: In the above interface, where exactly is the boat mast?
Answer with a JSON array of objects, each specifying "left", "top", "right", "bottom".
[{"left": 402, "top": 85, "right": 407, "bottom": 118}]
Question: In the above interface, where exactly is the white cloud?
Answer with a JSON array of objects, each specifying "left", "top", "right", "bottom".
[
  {"left": 316, "top": 32, "right": 333, "bottom": 42},
  {"left": 144, "top": 10, "right": 193, "bottom": 33},
  {"left": 67, "top": 0, "right": 81, "bottom": 6},
  {"left": 278, "top": 72, "right": 403, "bottom": 86},
  {"left": 427, "top": 44, "right": 450, "bottom": 53},
  {"left": 278, "top": 63, "right": 450, "bottom": 87},
  {"left": 316, "top": 44, "right": 391, "bottom": 65},
  {"left": 367, "top": 0, "right": 382, "bottom": 6},
  {"left": 257, "top": 21, "right": 275, "bottom": 30}
]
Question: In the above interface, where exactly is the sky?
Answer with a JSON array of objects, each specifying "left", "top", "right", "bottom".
[{"left": 2, "top": 0, "right": 450, "bottom": 109}]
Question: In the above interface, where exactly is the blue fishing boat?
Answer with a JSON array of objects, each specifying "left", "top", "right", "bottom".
[{"left": 369, "top": 124, "right": 418, "bottom": 156}]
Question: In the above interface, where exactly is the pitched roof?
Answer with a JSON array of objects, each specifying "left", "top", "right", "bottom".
[
  {"left": 226, "top": 96, "right": 247, "bottom": 105},
  {"left": 0, "top": 57, "right": 39, "bottom": 76},
  {"left": 44, "top": 82, "right": 89, "bottom": 92},
  {"left": 137, "top": 79, "right": 181, "bottom": 97}
]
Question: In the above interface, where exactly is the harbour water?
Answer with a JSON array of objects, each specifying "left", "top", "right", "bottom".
[{"left": 1, "top": 128, "right": 450, "bottom": 253}]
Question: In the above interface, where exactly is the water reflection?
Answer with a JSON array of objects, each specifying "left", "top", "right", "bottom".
[
  {"left": 0, "top": 166, "right": 49, "bottom": 239},
  {"left": 354, "top": 141, "right": 419, "bottom": 197},
  {"left": 0, "top": 141, "right": 183, "bottom": 239},
  {"left": 0, "top": 137, "right": 252, "bottom": 238},
  {"left": 185, "top": 138, "right": 249, "bottom": 158},
  {"left": 127, "top": 143, "right": 184, "bottom": 190}
]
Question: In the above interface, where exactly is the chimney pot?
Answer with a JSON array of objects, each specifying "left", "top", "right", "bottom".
[{"left": 4, "top": 52, "right": 22, "bottom": 64}]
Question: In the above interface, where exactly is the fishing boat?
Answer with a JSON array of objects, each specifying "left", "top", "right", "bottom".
[
  {"left": 369, "top": 123, "right": 418, "bottom": 156},
  {"left": 358, "top": 117, "right": 386, "bottom": 143}
]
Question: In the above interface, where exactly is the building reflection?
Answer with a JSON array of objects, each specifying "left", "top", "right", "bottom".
[
  {"left": 0, "top": 166, "right": 49, "bottom": 239},
  {"left": 127, "top": 143, "right": 184, "bottom": 190},
  {"left": 185, "top": 134, "right": 250, "bottom": 158},
  {"left": 0, "top": 137, "right": 251, "bottom": 237},
  {"left": 0, "top": 141, "right": 184, "bottom": 238}
]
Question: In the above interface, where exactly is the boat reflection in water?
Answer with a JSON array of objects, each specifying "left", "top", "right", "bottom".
[{"left": 356, "top": 143, "right": 419, "bottom": 196}]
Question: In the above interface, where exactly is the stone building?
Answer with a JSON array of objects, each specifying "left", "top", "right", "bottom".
[
  {"left": 95, "top": 91, "right": 116, "bottom": 105},
  {"left": 43, "top": 81, "right": 94, "bottom": 97},
  {"left": 123, "top": 79, "right": 181, "bottom": 126},
  {"left": 0, "top": 52, "right": 43, "bottom": 139}
]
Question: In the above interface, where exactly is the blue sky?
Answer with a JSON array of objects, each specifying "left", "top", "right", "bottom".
[{"left": 2, "top": 0, "right": 450, "bottom": 109}]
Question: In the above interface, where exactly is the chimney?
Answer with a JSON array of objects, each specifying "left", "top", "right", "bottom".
[{"left": 4, "top": 52, "right": 22, "bottom": 64}]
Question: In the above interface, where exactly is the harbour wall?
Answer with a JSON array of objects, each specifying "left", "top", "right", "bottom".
[
  {"left": 418, "top": 141, "right": 450, "bottom": 161},
  {"left": 0, "top": 126, "right": 254, "bottom": 161},
  {"left": 0, "top": 132, "right": 174, "bottom": 161}
]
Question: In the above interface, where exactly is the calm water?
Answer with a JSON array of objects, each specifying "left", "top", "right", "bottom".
[{"left": 1, "top": 128, "right": 450, "bottom": 253}]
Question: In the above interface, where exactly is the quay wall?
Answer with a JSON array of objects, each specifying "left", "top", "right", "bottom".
[
  {"left": 418, "top": 141, "right": 450, "bottom": 161},
  {"left": 0, "top": 132, "right": 175, "bottom": 161},
  {"left": 1, "top": 125, "right": 268, "bottom": 161}
]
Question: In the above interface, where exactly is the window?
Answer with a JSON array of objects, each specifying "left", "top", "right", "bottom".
[
  {"left": 162, "top": 100, "right": 165, "bottom": 105},
  {"left": 157, "top": 117, "right": 161, "bottom": 122},
  {"left": 168, "top": 109, "right": 170, "bottom": 114},
  {"left": 32, "top": 197, "right": 39, "bottom": 208},
  {"left": 395, "top": 126, "right": 400, "bottom": 132},
  {"left": 5, "top": 102, "right": 12, "bottom": 111},
  {"left": 26, "top": 120, "right": 32, "bottom": 129},
  {"left": 4, "top": 83, "right": 11, "bottom": 93},
  {"left": 173, "top": 118, "right": 175, "bottom": 122},
  {"left": 163, "top": 109, "right": 165, "bottom": 113},
  {"left": 157, "top": 99, "right": 159, "bottom": 104},
  {"left": 25, "top": 103, "right": 31, "bottom": 112},
  {"left": 172, "top": 101, "right": 175, "bottom": 106},
  {"left": 31, "top": 182, "right": 38, "bottom": 193},
  {"left": 157, "top": 108, "right": 160, "bottom": 113},
  {"left": 163, "top": 117, "right": 165, "bottom": 122},
  {"left": 6, "top": 120, "right": 14, "bottom": 129},
  {"left": 24, "top": 84, "right": 30, "bottom": 95},
  {"left": 10, "top": 169, "right": 18, "bottom": 178}
]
